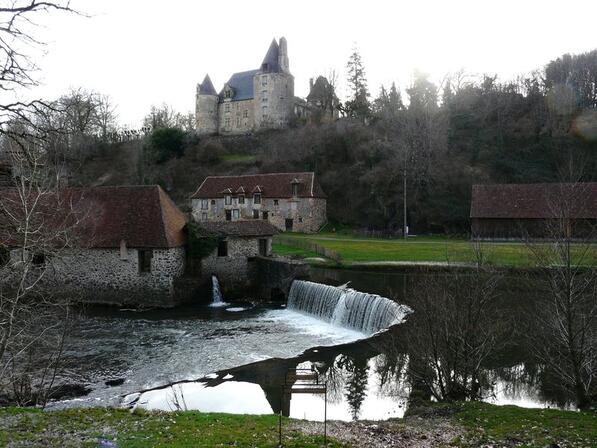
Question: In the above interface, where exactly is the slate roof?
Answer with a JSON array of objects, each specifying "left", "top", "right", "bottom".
[
  {"left": 191, "top": 172, "right": 326, "bottom": 199},
  {"left": 198, "top": 74, "right": 217, "bottom": 95},
  {"left": 470, "top": 183, "right": 597, "bottom": 219},
  {"left": 219, "top": 69, "right": 259, "bottom": 102},
  {"left": 260, "top": 38, "right": 280, "bottom": 73},
  {"left": 198, "top": 220, "right": 279, "bottom": 237},
  {"left": 0, "top": 185, "right": 187, "bottom": 249}
]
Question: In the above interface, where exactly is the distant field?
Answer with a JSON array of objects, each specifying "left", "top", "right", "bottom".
[{"left": 273, "top": 233, "right": 597, "bottom": 267}]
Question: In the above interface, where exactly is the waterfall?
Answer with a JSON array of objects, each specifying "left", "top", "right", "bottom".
[
  {"left": 287, "top": 280, "right": 411, "bottom": 334},
  {"left": 210, "top": 275, "right": 229, "bottom": 307}
]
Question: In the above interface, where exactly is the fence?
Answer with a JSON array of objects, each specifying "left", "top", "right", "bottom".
[{"left": 275, "top": 236, "right": 343, "bottom": 264}]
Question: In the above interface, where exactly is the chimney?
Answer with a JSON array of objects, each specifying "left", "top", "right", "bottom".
[{"left": 309, "top": 78, "right": 314, "bottom": 90}]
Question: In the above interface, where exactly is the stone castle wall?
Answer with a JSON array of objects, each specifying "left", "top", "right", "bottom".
[
  {"left": 253, "top": 72, "right": 294, "bottom": 129},
  {"left": 195, "top": 94, "right": 218, "bottom": 134},
  {"left": 218, "top": 98, "right": 254, "bottom": 134}
]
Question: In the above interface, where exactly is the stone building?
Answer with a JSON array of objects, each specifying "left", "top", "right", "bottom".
[
  {"left": 306, "top": 76, "right": 340, "bottom": 124},
  {"left": 198, "top": 220, "right": 278, "bottom": 284},
  {"left": 196, "top": 37, "right": 294, "bottom": 135},
  {"left": 0, "top": 185, "right": 188, "bottom": 307},
  {"left": 190, "top": 172, "right": 327, "bottom": 233},
  {"left": 470, "top": 183, "right": 597, "bottom": 240}
]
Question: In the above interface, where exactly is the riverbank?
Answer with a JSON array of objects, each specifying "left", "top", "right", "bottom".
[
  {"left": 2, "top": 402, "right": 594, "bottom": 447},
  {"left": 274, "top": 233, "right": 597, "bottom": 268}
]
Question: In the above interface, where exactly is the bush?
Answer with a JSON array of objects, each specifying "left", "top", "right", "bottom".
[{"left": 148, "top": 127, "right": 187, "bottom": 163}]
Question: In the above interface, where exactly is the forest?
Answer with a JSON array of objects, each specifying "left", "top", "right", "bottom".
[{"left": 11, "top": 48, "right": 597, "bottom": 235}]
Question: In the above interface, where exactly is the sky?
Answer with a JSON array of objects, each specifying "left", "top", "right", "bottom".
[{"left": 22, "top": 0, "right": 597, "bottom": 127}]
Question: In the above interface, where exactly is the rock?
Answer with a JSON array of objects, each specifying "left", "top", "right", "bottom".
[{"left": 105, "top": 378, "right": 125, "bottom": 387}]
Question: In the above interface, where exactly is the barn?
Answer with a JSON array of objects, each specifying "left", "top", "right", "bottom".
[{"left": 470, "top": 183, "right": 597, "bottom": 240}]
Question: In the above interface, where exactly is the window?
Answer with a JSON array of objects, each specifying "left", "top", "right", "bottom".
[
  {"left": 225, "top": 195, "right": 232, "bottom": 205},
  {"left": 253, "top": 210, "right": 259, "bottom": 219},
  {"left": 224, "top": 103, "right": 230, "bottom": 112},
  {"left": 273, "top": 199, "right": 279, "bottom": 207},
  {"left": 232, "top": 209, "right": 239, "bottom": 220},
  {"left": 138, "top": 249, "right": 152, "bottom": 273},
  {"left": 243, "top": 110, "right": 248, "bottom": 118},
  {"left": 225, "top": 90, "right": 232, "bottom": 98},
  {"left": 217, "top": 240, "right": 228, "bottom": 257},
  {"left": 225, "top": 210, "right": 232, "bottom": 221},
  {"left": 262, "top": 211, "right": 269, "bottom": 220},
  {"left": 202, "top": 212, "right": 208, "bottom": 221},
  {"left": 262, "top": 97, "right": 268, "bottom": 103},
  {"left": 239, "top": 195, "right": 245, "bottom": 204},
  {"left": 262, "top": 106, "right": 268, "bottom": 118},
  {"left": 258, "top": 239, "right": 268, "bottom": 256},
  {"left": 225, "top": 117, "right": 231, "bottom": 128},
  {"left": 201, "top": 199, "right": 209, "bottom": 210},
  {"left": 285, "top": 219, "right": 293, "bottom": 231},
  {"left": 261, "top": 75, "right": 267, "bottom": 86},
  {"left": 292, "top": 183, "right": 299, "bottom": 196},
  {"left": 299, "top": 217, "right": 303, "bottom": 223},
  {"left": 32, "top": 252, "right": 46, "bottom": 267},
  {"left": 211, "top": 199, "right": 216, "bottom": 205},
  {"left": 236, "top": 117, "right": 241, "bottom": 127},
  {"left": 261, "top": 90, "right": 268, "bottom": 96},
  {"left": 253, "top": 193, "right": 261, "bottom": 204}
]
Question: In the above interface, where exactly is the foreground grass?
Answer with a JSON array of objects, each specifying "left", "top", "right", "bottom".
[
  {"left": 2, "top": 403, "right": 594, "bottom": 447},
  {"left": 274, "top": 233, "right": 597, "bottom": 267},
  {"left": 451, "top": 402, "right": 597, "bottom": 447},
  {"left": 0, "top": 408, "right": 344, "bottom": 447}
]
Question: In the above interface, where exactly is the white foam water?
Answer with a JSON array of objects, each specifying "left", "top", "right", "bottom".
[
  {"left": 209, "top": 275, "right": 229, "bottom": 307},
  {"left": 287, "top": 280, "right": 411, "bottom": 334}
]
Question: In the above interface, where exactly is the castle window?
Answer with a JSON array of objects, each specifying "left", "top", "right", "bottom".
[
  {"left": 243, "top": 110, "right": 248, "bottom": 118},
  {"left": 201, "top": 199, "right": 208, "bottom": 210},
  {"left": 261, "top": 75, "right": 268, "bottom": 86},
  {"left": 211, "top": 199, "right": 216, "bottom": 205},
  {"left": 225, "top": 117, "right": 231, "bottom": 128},
  {"left": 236, "top": 117, "right": 240, "bottom": 127},
  {"left": 253, "top": 193, "right": 262, "bottom": 204},
  {"left": 225, "top": 90, "right": 232, "bottom": 98},
  {"left": 225, "top": 195, "right": 232, "bottom": 205},
  {"left": 262, "top": 97, "right": 268, "bottom": 103},
  {"left": 274, "top": 199, "right": 279, "bottom": 207},
  {"left": 224, "top": 104, "right": 230, "bottom": 113}
]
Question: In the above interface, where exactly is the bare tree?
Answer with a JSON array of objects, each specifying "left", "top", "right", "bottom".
[{"left": 525, "top": 183, "right": 597, "bottom": 409}]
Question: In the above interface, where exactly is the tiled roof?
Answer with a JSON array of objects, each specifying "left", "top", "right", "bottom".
[
  {"left": 470, "top": 183, "right": 597, "bottom": 219},
  {"left": 219, "top": 69, "right": 259, "bottom": 102},
  {"left": 191, "top": 172, "right": 326, "bottom": 199},
  {"left": 1, "top": 185, "right": 187, "bottom": 249},
  {"left": 198, "top": 220, "right": 279, "bottom": 237}
]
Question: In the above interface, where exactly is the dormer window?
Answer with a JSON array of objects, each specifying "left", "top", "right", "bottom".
[
  {"left": 253, "top": 193, "right": 262, "bottom": 204},
  {"left": 225, "top": 195, "right": 232, "bottom": 205}
]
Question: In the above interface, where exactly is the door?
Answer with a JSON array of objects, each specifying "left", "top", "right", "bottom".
[
  {"left": 262, "top": 211, "right": 269, "bottom": 220},
  {"left": 258, "top": 238, "right": 268, "bottom": 256},
  {"left": 285, "top": 219, "right": 293, "bottom": 231},
  {"left": 225, "top": 210, "right": 232, "bottom": 221}
]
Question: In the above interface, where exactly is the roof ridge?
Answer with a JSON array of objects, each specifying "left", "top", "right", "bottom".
[{"left": 202, "top": 172, "right": 314, "bottom": 179}]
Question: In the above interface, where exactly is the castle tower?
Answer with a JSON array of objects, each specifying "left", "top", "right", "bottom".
[
  {"left": 253, "top": 37, "right": 294, "bottom": 130},
  {"left": 195, "top": 74, "right": 219, "bottom": 134}
]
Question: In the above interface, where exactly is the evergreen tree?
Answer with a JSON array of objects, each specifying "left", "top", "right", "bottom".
[{"left": 343, "top": 46, "right": 371, "bottom": 121}]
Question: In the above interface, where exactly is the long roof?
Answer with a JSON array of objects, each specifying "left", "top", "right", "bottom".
[
  {"left": 191, "top": 172, "right": 326, "bottom": 199},
  {"left": 470, "top": 183, "right": 597, "bottom": 219},
  {"left": 198, "top": 220, "right": 279, "bottom": 237},
  {"left": 1, "top": 185, "right": 187, "bottom": 249},
  {"left": 219, "top": 69, "right": 259, "bottom": 102}
]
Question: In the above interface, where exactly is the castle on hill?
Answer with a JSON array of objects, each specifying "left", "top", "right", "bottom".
[{"left": 195, "top": 37, "right": 338, "bottom": 135}]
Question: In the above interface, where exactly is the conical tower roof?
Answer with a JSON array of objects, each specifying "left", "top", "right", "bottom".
[
  {"left": 198, "top": 74, "right": 217, "bottom": 95},
  {"left": 260, "top": 38, "right": 279, "bottom": 73}
]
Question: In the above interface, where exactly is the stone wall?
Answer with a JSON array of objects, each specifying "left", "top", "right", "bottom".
[
  {"left": 191, "top": 196, "right": 326, "bottom": 234},
  {"left": 218, "top": 98, "right": 255, "bottom": 134},
  {"left": 6, "top": 247, "right": 186, "bottom": 307},
  {"left": 253, "top": 72, "right": 294, "bottom": 129},
  {"left": 195, "top": 93, "right": 219, "bottom": 134},
  {"left": 249, "top": 256, "right": 309, "bottom": 301}
]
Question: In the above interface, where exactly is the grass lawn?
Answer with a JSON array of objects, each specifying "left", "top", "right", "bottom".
[
  {"left": 0, "top": 408, "right": 344, "bottom": 448},
  {"left": 2, "top": 403, "right": 594, "bottom": 447},
  {"left": 274, "top": 233, "right": 597, "bottom": 267}
]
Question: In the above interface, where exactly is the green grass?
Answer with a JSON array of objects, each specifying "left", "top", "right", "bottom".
[
  {"left": 220, "top": 153, "right": 257, "bottom": 164},
  {"left": 0, "top": 408, "right": 345, "bottom": 447},
  {"left": 452, "top": 401, "right": 597, "bottom": 448},
  {"left": 272, "top": 243, "right": 322, "bottom": 259},
  {"left": 274, "top": 233, "right": 597, "bottom": 267}
]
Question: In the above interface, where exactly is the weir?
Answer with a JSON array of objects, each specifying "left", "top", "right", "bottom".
[
  {"left": 210, "top": 275, "right": 229, "bottom": 307},
  {"left": 287, "top": 280, "right": 410, "bottom": 334}
]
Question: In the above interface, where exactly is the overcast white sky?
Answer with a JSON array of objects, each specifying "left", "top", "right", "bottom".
[{"left": 26, "top": 0, "right": 597, "bottom": 127}]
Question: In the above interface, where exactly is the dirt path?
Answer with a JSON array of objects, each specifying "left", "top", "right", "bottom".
[{"left": 290, "top": 417, "right": 465, "bottom": 448}]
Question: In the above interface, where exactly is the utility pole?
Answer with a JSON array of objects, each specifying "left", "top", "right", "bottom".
[{"left": 403, "top": 164, "right": 408, "bottom": 239}]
